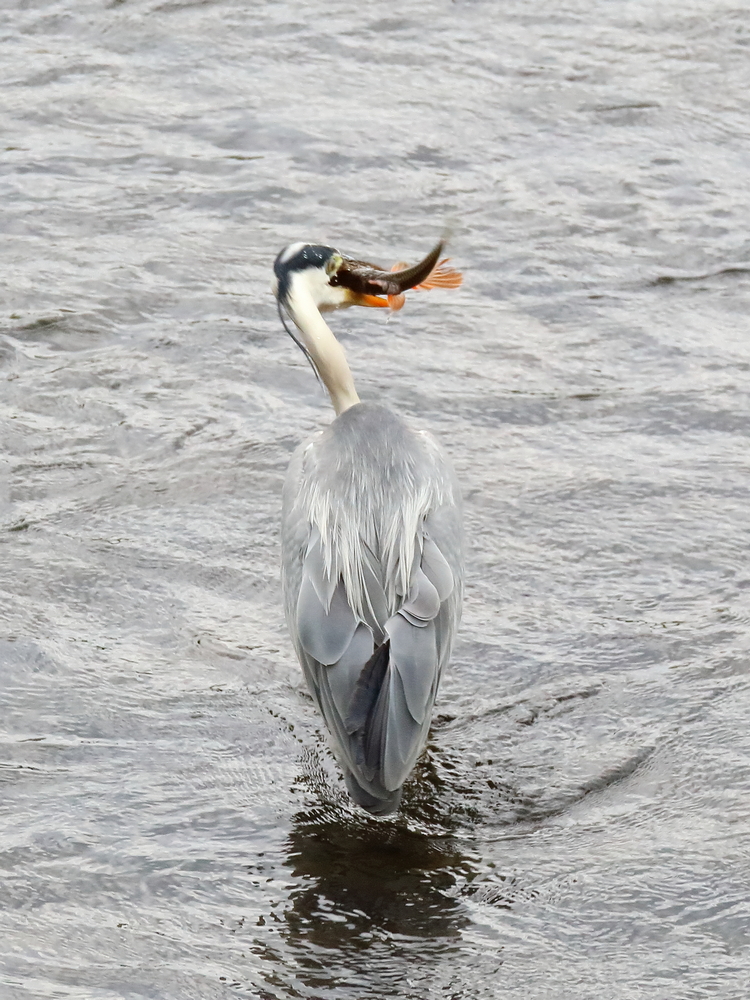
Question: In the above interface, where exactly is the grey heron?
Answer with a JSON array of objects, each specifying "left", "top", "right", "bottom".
[{"left": 273, "top": 238, "right": 464, "bottom": 815}]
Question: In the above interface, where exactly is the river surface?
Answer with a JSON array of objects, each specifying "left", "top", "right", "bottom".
[{"left": 2, "top": 1, "right": 750, "bottom": 998}]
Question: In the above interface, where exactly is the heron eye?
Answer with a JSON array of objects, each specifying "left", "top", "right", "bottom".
[{"left": 325, "top": 254, "right": 342, "bottom": 277}]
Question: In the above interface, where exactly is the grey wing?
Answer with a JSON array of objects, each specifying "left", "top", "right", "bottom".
[
  {"left": 282, "top": 453, "right": 462, "bottom": 810},
  {"left": 379, "top": 505, "right": 463, "bottom": 793}
]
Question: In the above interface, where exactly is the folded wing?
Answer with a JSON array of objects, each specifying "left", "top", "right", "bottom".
[{"left": 293, "top": 510, "right": 460, "bottom": 813}]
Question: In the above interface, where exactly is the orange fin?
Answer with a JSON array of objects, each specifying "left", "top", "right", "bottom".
[
  {"left": 388, "top": 262, "right": 409, "bottom": 311},
  {"left": 388, "top": 259, "right": 462, "bottom": 309},
  {"left": 415, "top": 258, "right": 463, "bottom": 290},
  {"left": 388, "top": 257, "right": 464, "bottom": 312}
]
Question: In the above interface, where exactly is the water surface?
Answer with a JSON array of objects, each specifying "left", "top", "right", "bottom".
[{"left": 2, "top": 1, "right": 750, "bottom": 997}]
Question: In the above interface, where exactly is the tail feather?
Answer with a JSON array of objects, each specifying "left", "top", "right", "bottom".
[
  {"left": 345, "top": 639, "right": 390, "bottom": 735},
  {"left": 343, "top": 769, "right": 402, "bottom": 816},
  {"left": 346, "top": 640, "right": 391, "bottom": 784}
]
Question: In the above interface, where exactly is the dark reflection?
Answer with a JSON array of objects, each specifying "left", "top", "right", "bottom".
[
  {"left": 286, "top": 765, "right": 476, "bottom": 936},
  {"left": 269, "top": 751, "right": 482, "bottom": 995},
  {"left": 240, "top": 749, "right": 534, "bottom": 996},
  {"left": 284, "top": 808, "right": 472, "bottom": 944}
]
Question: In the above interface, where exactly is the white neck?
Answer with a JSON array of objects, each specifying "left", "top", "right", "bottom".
[{"left": 288, "top": 274, "right": 360, "bottom": 415}]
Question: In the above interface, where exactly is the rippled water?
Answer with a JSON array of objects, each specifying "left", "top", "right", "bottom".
[{"left": 2, "top": 1, "right": 750, "bottom": 997}]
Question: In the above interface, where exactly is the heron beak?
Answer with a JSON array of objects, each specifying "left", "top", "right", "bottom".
[{"left": 351, "top": 292, "right": 390, "bottom": 308}]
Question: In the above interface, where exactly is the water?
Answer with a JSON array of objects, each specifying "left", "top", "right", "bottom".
[{"left": 2, "top": 1, "right": 750, "bottom": 997}]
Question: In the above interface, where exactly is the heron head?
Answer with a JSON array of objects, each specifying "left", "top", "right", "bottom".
[
  {"left": 272, "top": 243, "right": 358, "bottom": 315},
  {"left": 272, "top": 239, "right": 450, "bottom": 315}
]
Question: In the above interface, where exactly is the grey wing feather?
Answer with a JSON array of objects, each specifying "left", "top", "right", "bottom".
[
  {"left": 327, "top": 622, "right": 374, "bottom": 722},
  {"left": 297, "top": 575, "right": 358, "bottom": 665},
  {"left": 385, "top": 617, "right": 437, "bottom": 725},
  {"left": 383, "top": 669, "right": 422, "bottom": 792},
  {"left": 304, "top": 527, "right": 338, "bottom": 608},
  {"left": 398, "top": 567, "right": 440, "bottom": 626},
  {"left": 421, "top": 536, "right": 454, "bottom": 601},
  {"left": 359, "top": 544, "right": 389, "bottom": 643}
]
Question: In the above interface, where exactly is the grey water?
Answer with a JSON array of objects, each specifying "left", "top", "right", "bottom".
[{"left": 2, "top": 1, "right": 750, "bottom": 997}]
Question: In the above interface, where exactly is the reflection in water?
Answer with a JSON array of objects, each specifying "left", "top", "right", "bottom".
[
  {"left": 285, "top": 810, "right": 471, "bottom": 942},
  {"left": 272, "top": 754, "right": 483, "bottom": 997}
]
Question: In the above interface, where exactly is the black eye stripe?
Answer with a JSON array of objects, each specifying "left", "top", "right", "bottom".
[
  {"left": 274, "top": 244, "right": 336, "bottom": 277},
  {"left": 274, "top": 244, "right": 338, "bottom": 308}
]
